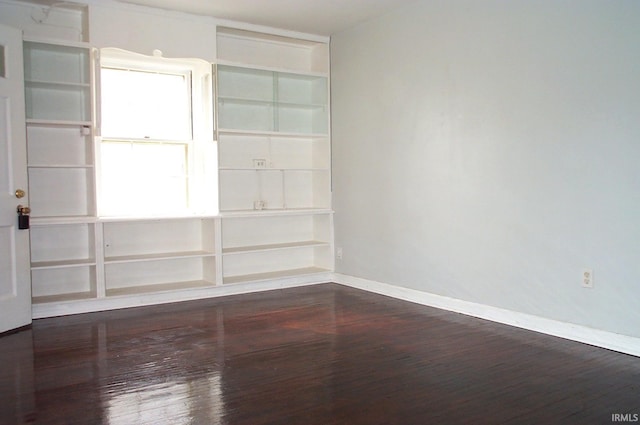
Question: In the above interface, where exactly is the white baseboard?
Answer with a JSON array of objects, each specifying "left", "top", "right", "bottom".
[{"left": 333, "top": 273, "right": 640, "bottom": 357}]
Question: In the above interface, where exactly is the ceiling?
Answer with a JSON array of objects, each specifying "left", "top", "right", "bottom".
[{"left": 116, "top": 0, "right": 415, "bottom": 36}]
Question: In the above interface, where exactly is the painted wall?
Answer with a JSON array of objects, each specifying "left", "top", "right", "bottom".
[
  {"left": 89, "top": 1, "right": 217, "bottom": 61},
  {"left": 331, "top": 0, "right": 640, "bottom": 337}
]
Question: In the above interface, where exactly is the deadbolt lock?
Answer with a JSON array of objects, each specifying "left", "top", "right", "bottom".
[
  {"left": 15, "top": 189, "right": 25, "bottom": 199},
  {"left": 16, "top": 205, "right": 30, "bottom": 230}
]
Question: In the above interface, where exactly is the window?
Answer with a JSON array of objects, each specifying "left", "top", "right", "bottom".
[{"left": 98, "top": 48, "right": 217, "bottom": 217}]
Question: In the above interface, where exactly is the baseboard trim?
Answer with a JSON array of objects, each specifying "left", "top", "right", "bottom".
[{"left": 333, "top": 273, "right": 640, "bottom": 357}]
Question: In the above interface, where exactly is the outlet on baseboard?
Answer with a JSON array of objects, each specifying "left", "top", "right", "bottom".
[
  {"left": 582, "top": 269, "right": 594, "bottom": 288},
  {"left": 336, "top": 247, "right": 343, "bottom": 260}
]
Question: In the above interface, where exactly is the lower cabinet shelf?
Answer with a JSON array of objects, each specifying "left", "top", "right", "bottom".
[
  {"left": 29, "top": 212, "right": 334, "bottom": 316},
  {"left": 105, "top": 256, "right": 217, "bottom": 293},
  {"left": 223, "top": 266, "right": 330, "bottom": 285},
  {"left": 31, "top": 259, "right": 96, "bottom": 269},
  {"left": 105, "top": 280, "right": 216, "bottom": 297},
  {"left": 222, "top": 240, "right": 327, "bottom": 254},
  {"left": 32, "top": 291, "right": 97, "bottom": 305},
  {"left": 105, "top": 251, "right": 216, "bottom": 264},
  {"left": 31, "top": 265, "right": 97, "bottom": 302}
]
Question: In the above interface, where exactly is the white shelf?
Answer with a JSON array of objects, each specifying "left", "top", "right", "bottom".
[
  {"left": 106, "top": 280, "right": 216, "bottom": 297},
  {"left": 105, "top": 251, "right": 216, "bottom": 264},
  {"left": 217, "top": 128, "right": 328, "bottom": 138},
  {"left": 218, "top": 96, "right": 274, "bottom": 105},
  {"left": 223, "top": 267, "right": 329, "bottom": 285},
  {"left": 220, "top": 208, "right": 333, "bottom": 218},
  {"left": 23, "top": 37, "right": 90, "bottom": 49},
  {"left": 31, "top": 264, "right": 96, "bottom": 301},
  {"left": 223, "top": 240, "right": 328, "bottom": 255},
  {"left": 217, "top": 95, "right": 326, "bottom": 110},
  {"left": 25, "top": 80, "right": 91, "bottom": 90},
  {"left": 31, "top": 259, "right": 96, "bottom": 270},
  {"left": 24, "top": 41, "right": 91, "bottom": 122},
  {"left": 31, "top": 216, "right": 97, "bottom": 225},
  {"left": 26, "top": 119, "right": 92, "bottom": 127},
  {"left": 28, "top": 164, "right": 94, "bottom": 169},
  {"left": 217, "top": 64, "right": 328, "bottom": 135},
  {"left": 33, "top": 291, "right": 96, "bottom": 305},
  {"left": 216, "top": 59, "right": 328, "bottom": 78},
  {"left": 219, "top": 167, "right": 329, "bottom": 171}
]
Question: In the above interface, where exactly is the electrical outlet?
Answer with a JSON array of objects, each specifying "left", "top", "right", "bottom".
[
  {"left": 253, "top": 159, "right": 267, "bottom": 169},
  {"left": 582, "top": 269, "right": 594, "bottom": 288},
  {"left": 253, "top": 200, "right": 266, "bottom": 210},
  {"left": 336, "top": 247, "right": 343, "bottom": 260}
]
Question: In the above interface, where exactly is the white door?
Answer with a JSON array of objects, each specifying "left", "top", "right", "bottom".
[{"left": 0, "top": 24, "right": 31, "bottom": 334}]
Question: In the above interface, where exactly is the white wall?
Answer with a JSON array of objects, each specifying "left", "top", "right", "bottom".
[
  {"left": 89, "top": 1, "right": 217, "bottom": 61},
  {"left": 331, "top": 0, "right": 640, "bottom": 338}
]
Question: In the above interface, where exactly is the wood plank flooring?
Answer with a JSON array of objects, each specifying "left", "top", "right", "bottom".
[{"left": 1, "top": 283, "right": 639, "bottom": 424}]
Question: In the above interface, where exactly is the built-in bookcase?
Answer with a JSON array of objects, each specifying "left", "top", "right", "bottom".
[
  {"left": 102, "top": 218, "right": 218, "bottom": 297},
  {"left": 217, "top": 65, "right": 328, "bottom": 135},
  {"left": 216, "top": 27, "right": 333, "bottom": 284},
  {"left": 24, "top": 38, "right": 97, "bottom": 310},
  {"left": 23, "top": 41, "right": 91, "bottom": 122},
  {"left": 24, "top": 40, "right": 95, "bottom": 221},
  {"left": 221, "top": 212, "right": 333, "bottom": 284},
  {"left": 30, "top": 222, "right": 97, "bottom": 303},
  {"left": 25, "top": 22, "right": 332, "bottom": 318}
]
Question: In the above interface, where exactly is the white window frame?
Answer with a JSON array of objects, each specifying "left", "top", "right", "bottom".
[{"left": 96, "top": 48, "right": 217, "bottom": 218}]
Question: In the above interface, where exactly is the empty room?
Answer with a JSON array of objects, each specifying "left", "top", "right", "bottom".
[{"left": 1, "top": 0, "right": 639, "bottom": 423}]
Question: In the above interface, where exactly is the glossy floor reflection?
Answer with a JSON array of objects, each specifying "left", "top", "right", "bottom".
[{"left": 1, "top": 284, "right": 639, "bottom": 424}]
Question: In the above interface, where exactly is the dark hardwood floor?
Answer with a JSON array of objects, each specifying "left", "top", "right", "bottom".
[{"left": 1, "top": 283, "right": 638, "bottom": 424}]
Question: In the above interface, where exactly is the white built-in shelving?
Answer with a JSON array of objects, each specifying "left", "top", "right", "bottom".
[
  {"left": 30, "top": 222, "right": 98, "bottom": 304},
  {"left": 221, "top": 213, "right": 333, "bottom": 284},
  {"left": 24, "top": 37, "right": 98, "bottom": 307},
  {"left": 216, "top": 27, "right": 333, "bottom": 285},
  {"left": 24, "top": 40, "right": 95, "bottom": 222},
  {"left": 25, "top": 21, "right": 332, "bottom": 318},
  {"left": 102, "top": 218, "right": 219, "bottom": 296}
]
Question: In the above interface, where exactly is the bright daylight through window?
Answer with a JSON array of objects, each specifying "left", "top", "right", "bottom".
[{"left": 98, "top": 48, "right": 217, "bottom": 218}]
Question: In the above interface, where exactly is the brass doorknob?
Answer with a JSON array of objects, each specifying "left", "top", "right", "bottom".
[{"left": 15, "top": 189, "right": 25, "bottom": 199}]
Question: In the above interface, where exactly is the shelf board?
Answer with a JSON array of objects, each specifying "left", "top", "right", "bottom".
[
  {"left": 220, "top": 208, "right": 333, "bottom": 218},
  {"left": 33, "top": 291, "right": 96, "bottom": 304},
  {"left": 105, "top": 251, "right": 216, "bottom": 264},
  {"left": 99, "top": 215, "right": 219, "bottom": 223},
  {"left": 218, "top": 167, "right": 329, "bottom": 171},
  {"left": 23, "top": 37, "right": 90, "bottom": 49},
  {"left": 223, "top": 240, "right": 329, "bottom": 255},
  {"left": 26, "top": 119, "right": 92, "bottom": 127},
  {"left": 25, "top": 80, "right": 90, "bottom": 89},
  {"left": 216, "top": 59, "right": 328, "bottom": 78},
  {"left": 28, "top": 164, "right": 94, "bottom": 169},
  {"left": 218, "top": 95, "right": 326, "bottom": 110},
  {"left": 106, "top": 280, "right": 216, "bottom": 297},
  {"left": 218, "top": 95, "right": 274, "bottom": 105},
  {"left": 223, "top": 267, "right": 329, "bottom": 285},
  {"left": 221, "top": 208, "right": 334, "bottom": 217},
  {"left": 217, "top": 128, "right": 328, "bottom": 138},
  {"left": 31, "top": 216, "right": 97, "bottom": 225},
  {"left": 31, "top": 259, "right": 96, "bottom": 270}
]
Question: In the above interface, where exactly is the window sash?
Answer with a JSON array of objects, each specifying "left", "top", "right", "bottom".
[{"left": 100, "top": 66, "right": 193, "bottom": 141}]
